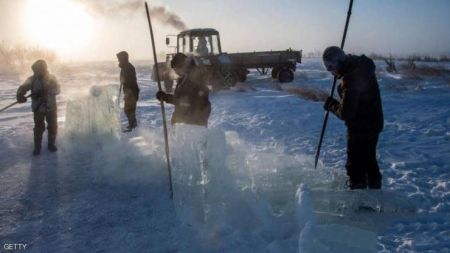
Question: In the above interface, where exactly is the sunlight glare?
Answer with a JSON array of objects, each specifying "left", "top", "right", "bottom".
[{"left": 24, "top": 0, "right": 95, "bottom": 57}]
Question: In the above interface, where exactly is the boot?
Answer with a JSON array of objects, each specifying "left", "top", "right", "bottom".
[
  {"left": 349, "top": 183, "right": 367, "bottom": 190},
  {"left": 368, "top": 167, "right": 382, "bottom": 189},
  {"left": 123, "top": 118, "right": 137, "bottom": 132},
  {"left": 123, "top": 125, "right": 135, "bottom": 132},
  {"left": 33, "top": 135, "right": 42, "bottom": 156},
  {"left": 346, "top": 179, "right": 367, "bottom": 190},
  {"left": 48, "top": 144, "right": 58, "bottom": 152},
  {"left": 368, "top": 180, "right": 381, "bottom": 189},
  {"left": 33, "top": 146, "right": 41, "bottom": 156},
  {"left": 48, "top": 134, "right": 58, "bottom": 152}
]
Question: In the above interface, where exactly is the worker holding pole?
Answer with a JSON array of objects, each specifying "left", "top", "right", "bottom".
[
  {"left": 16, "top": 60, "right": 61, "bottom": 156},
  {"left": 145, "top": 1, "right": 174, "bottom": 199},
  {"left": 322, "top": 47, "right": 384, "bottom": 190},
  {"left": 315, "top": 0, "right": 384, "bottom": 190}
]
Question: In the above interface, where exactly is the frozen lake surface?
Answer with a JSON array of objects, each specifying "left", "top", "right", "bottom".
[{"left": 0, "top": 58, "right": 449, "bottom": 252}]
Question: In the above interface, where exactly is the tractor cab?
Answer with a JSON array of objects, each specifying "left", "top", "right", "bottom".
[
  {"left": 167, "top": 28, "right": 222, "bottom": 57},
  {"left": 157, "top": 27, "right": 302, "bottom": 90}
]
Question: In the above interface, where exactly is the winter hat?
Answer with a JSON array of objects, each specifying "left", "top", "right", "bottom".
[
  {"left": 31, "top": 60, "right": 48, "bottom": 76},
  {"left": 116, "top": 51, "right": 129, "bottom": 62},
  {"left": 171, "top": 53, "right": 188, "bottom": 69},
  {"left": 322, "top": 46, "right": 346, "bottom": 72}
]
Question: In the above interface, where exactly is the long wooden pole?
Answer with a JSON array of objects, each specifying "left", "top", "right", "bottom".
[
  {"left": 314, "top": 0, "right": 354, "bottom": 169},
  {"left": 145, "top": 2, "right": 174, "bottom": 199},
  {"left": 0, "top": 94, "right": 32, "bottom": 113}
]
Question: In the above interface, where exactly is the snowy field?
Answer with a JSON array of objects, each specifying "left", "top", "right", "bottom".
[{"left": 0, "top": 58, "right": 449, "bottom": 252}]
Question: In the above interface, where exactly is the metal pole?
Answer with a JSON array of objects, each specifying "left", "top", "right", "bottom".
[
  {"left": 145, "top": 2, "right": 174, "bottom": 199},
  {"left": 314, "top": 0, "right": 354, "bottom": 169},
  {"left": 118, "top": 83, "right": 122, "bottom": 108},
  {"left": 0, "top": 94, "right": 32, "bottom": 113}
]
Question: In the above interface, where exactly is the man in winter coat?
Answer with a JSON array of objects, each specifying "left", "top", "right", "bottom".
[
  {"left": 156, "top": 53, "right": 211, "bottom": 127},
  {"left": 322, "top": 46, "right": 384, "bottom": 189},
  {"left": 117, "top": 51, "right": 140, "bottom": 132},
  {"left": 16, "top": 60, "right": 61, "bottom": 155}
]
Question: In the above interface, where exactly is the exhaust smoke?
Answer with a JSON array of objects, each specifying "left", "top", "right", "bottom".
[{"left": 75, "top": 0, "right": 187, "bottom": 30}]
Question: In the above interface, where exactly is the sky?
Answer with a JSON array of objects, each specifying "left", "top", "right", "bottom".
[{"left": 0, "top": 0, "right": 449, "bottom": 62}]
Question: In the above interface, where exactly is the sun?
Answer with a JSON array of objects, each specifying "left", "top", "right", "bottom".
[{"left": 23, "top": 0, "right": 95, "bottom": 57}]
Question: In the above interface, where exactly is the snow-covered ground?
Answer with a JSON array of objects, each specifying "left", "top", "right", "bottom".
[{"left": 0, "top": 58, "right": 449, "bottom": 252}]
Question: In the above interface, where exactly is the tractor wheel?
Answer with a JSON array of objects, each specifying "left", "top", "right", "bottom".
[
  {"left": 271, "top": 67, "right": 280, "bottom": 79},
  {"left": 235, "top": 67, "right": 248, "bottom": 82},
  {"left": 238, "top": 73, "right": 247, "bottom": 82},
  {"left": 278, "top": 68, "right": 294, "bottom": 83},
  {"left": 223, "top": 71, "right": 238, "bottom": 88}
]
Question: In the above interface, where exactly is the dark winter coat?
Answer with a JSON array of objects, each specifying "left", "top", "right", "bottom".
[
  {"left": 165, "top": 67, "right": 211, "bottom": 127},
  {"left": 119, "top": 62, "right": 139, "bottom": 95},
  {"left": 17, "top": 74, "right": 60, "bottom": 113},
  {"left": 329, "top": 55, "right": 384, "bottom": 134}
]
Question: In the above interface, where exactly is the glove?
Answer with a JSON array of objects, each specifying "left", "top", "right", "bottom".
[
  {"left": 156, "top": 91, "right": 167, "bottom": 102},
  {"left": 17, "top": 96, "right": 27, "bottom": 103},
  {"left": 323, "top": 96, "right": 338, "bottom": 111}
]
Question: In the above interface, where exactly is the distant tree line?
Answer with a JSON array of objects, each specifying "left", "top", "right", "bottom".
[
  {"left": 0, "top": 41, "right": 57, "bottom": 75},
  {"left": 368, "top": 53, "right": 450, "bottom": 62},
  {"left": 304, "top": 50, "right": 450, "bottom": 63},
  {"left": 369, "top": 53, "right": 449, "bottom": 76},
  {"left": 305, "top": 50, "right": 323, "bottom": 58}
]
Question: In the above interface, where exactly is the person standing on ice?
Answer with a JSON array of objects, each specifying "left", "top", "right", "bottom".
[
  {"left": 156, "top": 53, "right": 211, "bottom": 127},
  {"left": 322, "top": 46, "right": 384, "bottom": 189},
  {"left": 16, "top": 60, "right": 61, "bottom": 156},
  {"left": 117, "top": 51, "right": 140, "bottom": 132}
]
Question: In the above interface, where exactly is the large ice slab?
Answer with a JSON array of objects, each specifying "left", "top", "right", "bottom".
[
  {"left": 64, "top": 85, "right": 121, "bottom": 143},
  {"left": 296, "top": 185, "right": 378, "bottom": 253}
]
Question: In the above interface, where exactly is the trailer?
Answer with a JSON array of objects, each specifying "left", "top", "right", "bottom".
[
  {"left": 228, "top": 49, "right": 302, "bottom": 82},
  {"left": 152, "top": 28, "right": 302, "bottom": 90}
]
